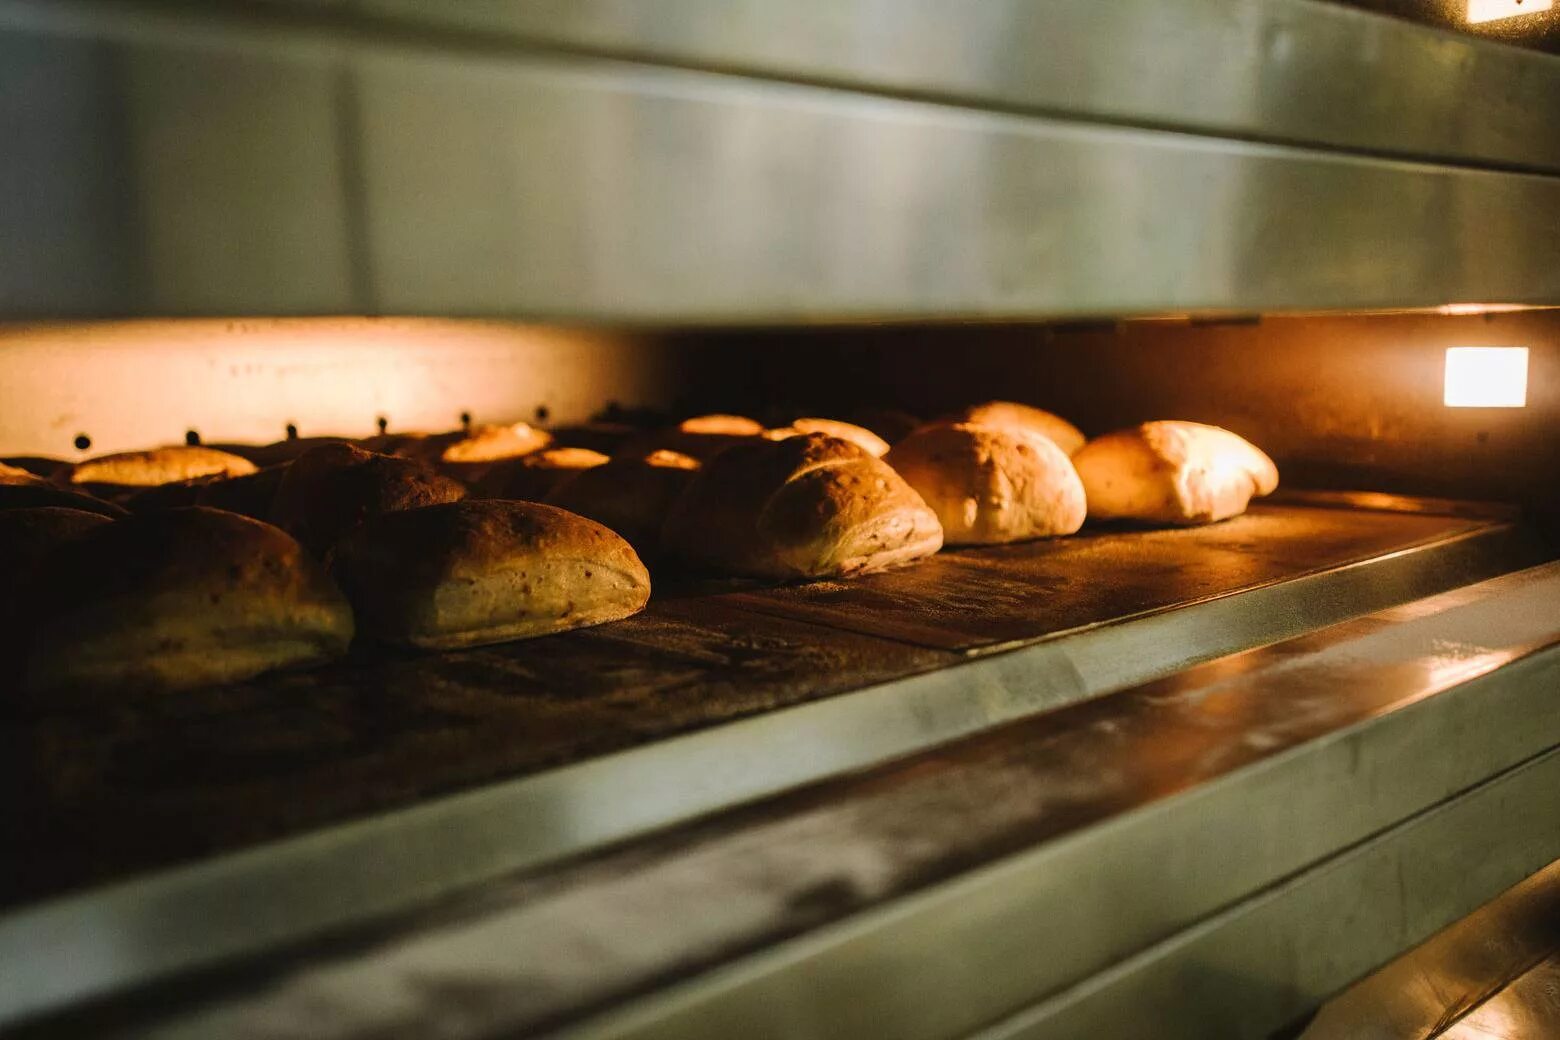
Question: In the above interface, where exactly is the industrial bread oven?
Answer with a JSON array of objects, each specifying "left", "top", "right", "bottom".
[{"left": 1, "top": 2, "right": 1558, "bottom": 1038}]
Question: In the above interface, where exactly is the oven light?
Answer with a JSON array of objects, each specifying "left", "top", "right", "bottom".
[
  {"left": 1444, "top": 347, "right": 1528, "bottom": 407},
  {"left": 1468, "top": 0, "right": 1552, "bottom": 23}
]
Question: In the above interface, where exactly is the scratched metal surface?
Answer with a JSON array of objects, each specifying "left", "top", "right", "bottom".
[
  {"left": 721, "top": 504, "right": 1485, "bottom": 651},
  {"left": 0, "top": 504, "right": 1500, "bottom": 911},
  {"left": 61, "top": 565, "right": 1560, "bottom": 1040},
  {"left": 0, "top": 598, "right": 949, "bottom": 908}
]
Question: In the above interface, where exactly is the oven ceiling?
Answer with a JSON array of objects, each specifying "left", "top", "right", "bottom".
[{"left": 2, "top": 0, "right": 1559, "bottom": 321}]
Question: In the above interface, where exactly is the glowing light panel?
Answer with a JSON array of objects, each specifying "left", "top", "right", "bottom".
[
  {"left": 1468, "top": 0, "right": 1552, "bottom": 23},
  {"left": 1444, "top": 347, "right": 1528, "bottom": 407}
]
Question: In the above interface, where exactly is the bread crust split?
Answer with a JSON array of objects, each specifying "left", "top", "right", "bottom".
[
  {"left": 17, "top": 507, "right": 354, "bottom": 703},
  {"left": 887, "top": 423, "right": 1086, "bottom": 545},
  {"left": 329, "top": 499, "right": 651, "bottom": 650},
  {"left": 1073, "top": 421, "right": 1279, "bottom": 525},
  {"left": 946, "top": 402, "right": 1086, "bottom": 456},
  {"left": 662, "top": 433, "right": 943, "bottom": 580}
]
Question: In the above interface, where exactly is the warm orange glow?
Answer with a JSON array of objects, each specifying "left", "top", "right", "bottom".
[
  {"left": 1468, "top": 0, "right": 1552, "bottom": 23},
  {"left": 1444, "top": 347, "right": 1528, "bottom": 408}
]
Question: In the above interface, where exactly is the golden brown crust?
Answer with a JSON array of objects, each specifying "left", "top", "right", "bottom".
[
  {"left": 1073, "top": 421, "right": 1279, "bottom": 525},
  {"left": 0, "top": 461, "right": 42, "bottom": 484},
  {"left": 474, "top": 447, "right": 611, "bottom": 502},
  {"left": 678, "top": 415, "right": 764, "bottom": 436},
  {"left": 947, "top": 402, "right": 1086, "bottom": 456},
  {"left": 765, "top": 418, "right": 890, "bottom": 458},
  {"left": 0, "top": 483, "right": 128, "bottom": 519},
  {"left": 270, "top": 443, "right": 467, "bottom": 555},
  {"left": 67, "top": 446, "right": 258, "bottom": 488},
  {"left": 17, "top": 507, "right": 354, "bottom": 703},
  {"left": 662, "top": 433, "right": 943, "bottom": 580},
  {"left": 127, "top": 465, "right": 290, "bottom": 521},
  {"left": 887, "top": 423, "right": 1086, "bottom": 544},
  {"left": 546, "top": 450, "right": 701, "bottom": 558},
  {"left": 329, "top": 500, "right": 650, "bottom": 650}
]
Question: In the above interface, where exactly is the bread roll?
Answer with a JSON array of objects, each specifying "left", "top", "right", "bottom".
[
  {"left": 549, "top": 422, "right": 641, "bottom": 455},
  {"left": 2, "top": 456, "right": 67, "bottom": 480},
  {"left": 678, "top": 415, "right": 764, "bottom": 436},
  {"left": 765, "top": 418, "right": 890, "bottom": 458},
  {"left": 0, "top": 507, "right": 114, "bottom": 620},
  {"left": 546, "top": 450, "right": 700, "bottom": 557},
  {"left": 475, "top": 447, "right": 611, "bottom": 501},
  {"left": 0, "top": 461, "right": 43, "bottom": 485},
  {"left": 17, "top": 507, "right": 353, "bottom": 702},
  {"left": 1073, "top": 421, "right": 1279, "bottom": 525},
  {"left": 662, "top": 433, "right": 943, "bottom": 580},
  {"left": 271, "top": 443, "right": 467, "bottom": 555},
  {"left": 67, "top": 446, "right": 258, "bottom": 488},
  {"left": 619, "top": 414, "right": 765, "bottom": 462},
  {"left": 0, "top": 483, "right": 128, "bottom": 519},
  {"left": 887, "top": 423, "right": 1086, "bottom": 544},
  {"left": 211, "top": 436, "right": 355, "bottom": 468},
  {"left": 128, "top": 465, "right": 289, "bottom": 521},
  {"left": 947, "top": 402, "right": 1086, "bottom": 456},
  {"left": 329, "top": 500, "right": 650, "bottom": 650}
]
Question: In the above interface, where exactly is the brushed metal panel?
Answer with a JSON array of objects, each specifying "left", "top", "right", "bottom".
[
  {"left": 358, "top": 0, "right": 1560, "bottom": 173},
  {"left": 67, "top": 566, "right": 1560, "bottom": 1040},
  {"left": 353, "top": 46, "right": 1560, "bottom": 321}
]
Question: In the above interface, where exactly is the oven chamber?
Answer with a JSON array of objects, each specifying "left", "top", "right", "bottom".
[{"left": 1, "top": 3, "right": 1559, "bottom": 1039}]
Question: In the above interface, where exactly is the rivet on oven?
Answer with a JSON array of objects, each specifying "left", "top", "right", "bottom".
[
  {"left": 184, "top": 429, "right": 201, "bottom": 446},
  {"left": 73, "top": 434, "right": 91, "bottom": 451},
  {"left": 285, "top": 423, "right": 299, "bottom": 440},
  {"left": 376, "top": 416, "right": 389, "bottom": 435}
]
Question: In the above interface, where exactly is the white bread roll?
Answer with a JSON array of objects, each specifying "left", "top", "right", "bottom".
[
  {"left": 67, "top": 446, "right": 258, "bottom": 488},
  {"left": 662, "top": 433, "right": 943, "bottom": 580},
  {"left": 546, "top": 449, "right": 700, "bottom": 558},
  {"left": 677, "top": 415, "right": 764, "bottom": 436},
  {"left": 887, "top": 423, "right": 1086, "bottom": 544},
  {"left": 18, "top": 507, "right": 353, "bottom": 702},
  {"left": 329, "top": 499, "right": 650, "bottom": 650},
  {"left": 765, "top": 418, "right": 890, "bottom": 458},
  {"left": 947, "top": 402, "right": 1086, "bottom": 455},
  {"left": 1074, "top": 421, "right": 1279, "bottom": 525}
]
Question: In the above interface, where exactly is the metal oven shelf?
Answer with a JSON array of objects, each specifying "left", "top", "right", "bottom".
[{"left": 0, "top": 497, "right": 1547, "bottom": 1026}]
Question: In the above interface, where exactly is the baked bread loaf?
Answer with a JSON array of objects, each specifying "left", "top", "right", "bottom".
[
  {"left": 211, "top": 436, "right": 355, "bottom": 468},
  {"left": 662, "top": 433, "right": 943, "bottom": 580},
  {"left": 947, "top": 402, "right": 1086, "bottom": 456},
  {"left": 438, "top": 422, "right": 553, "bottom": 464},
  {"left": 0, "top": 507, "right": 114, "bottom": 622},
  {"left": 0, "top": 483, "right": 128, "bottom": 519},
  {"left": 765, "top": 418, "right": 890, "bottom": 458},
  {"left": 2, "top": 456, "right": 67, "bottom": 480},
  {"left": 271, "top": 443, "right": 467, "bottom": 555},
  {"left": 0, "top": 461, "right": 43, "bottom": 485},
  {"left": 17, "top": 507, "right": 353, "bottom": 703},
  {"left": 475, "top": 447, "right": 611, "bottom": 501},
  {"left": 620, "top": 414, "right": 765, "bottom": 462},
  {"left": 887, "top": 423, "right": 1086, "bottom": 544},
  {"left": 329, "top": 500, "right": 650, "bottom": 650},
  {"left": 549, "top": 422, "right": 641, "bottom": 455},
  {"left": 128, "top": 465, "right": 290, "bottom": 520},
  {"left": 1073, "top": 421, "right": 1279, "bottom": 525},
  {"left": 67, "top": 446, "right": 258, "bottom": 487},
  {"left": 546, "top": 449, "right": 700, "bottom": 558}
]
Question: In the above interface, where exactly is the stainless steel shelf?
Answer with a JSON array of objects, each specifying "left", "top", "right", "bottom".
[
  {"left": 3, "top": 0, "right": 1560, "bottom": 321},
  {"left": 0, "top": 504, "right": 1538, "bottom": 1029},
  {"left": 45, "top": 562, "right": 1560, "bottom": 1040}
]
